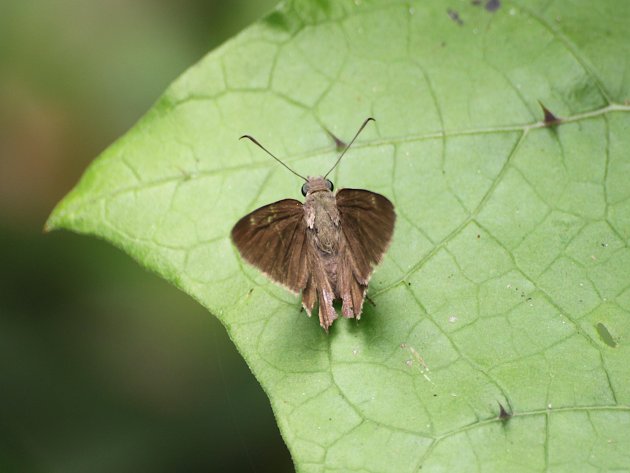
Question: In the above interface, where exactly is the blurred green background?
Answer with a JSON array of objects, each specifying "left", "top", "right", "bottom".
[{"left": 0, "top": 0, "right": 294, "bottom": 471}]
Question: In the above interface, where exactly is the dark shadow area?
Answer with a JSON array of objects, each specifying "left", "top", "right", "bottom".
[{"left": 0, "top": 0, "right": 293, "bottom": 471}]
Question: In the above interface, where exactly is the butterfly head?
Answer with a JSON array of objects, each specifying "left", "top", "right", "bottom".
[{"left": 301, "top": 176, "right": 334, "bottom": 197}]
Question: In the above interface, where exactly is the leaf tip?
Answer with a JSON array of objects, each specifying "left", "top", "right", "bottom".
[
  {"left": 43, "top": 220, "right": 55, "bottom": 234},
  {"left": 44, "top": 209, "right": 63, "bottom": 234}
]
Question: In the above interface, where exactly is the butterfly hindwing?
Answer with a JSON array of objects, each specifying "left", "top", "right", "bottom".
[{"left": 231, "top": 199, "right": 308, "bottom": 293}]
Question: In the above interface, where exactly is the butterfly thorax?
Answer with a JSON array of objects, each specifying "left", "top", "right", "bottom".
[{"left": 303, "top": 177, "right": 340, "bottom": 255}]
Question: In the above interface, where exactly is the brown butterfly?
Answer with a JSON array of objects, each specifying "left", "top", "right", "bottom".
[{"left": 231, "top": 118, "right": 395, "bottom": 332}]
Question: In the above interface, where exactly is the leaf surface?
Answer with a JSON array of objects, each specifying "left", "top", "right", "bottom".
[{"left": 48, "top": 0, "right": 630, "bottom": 471}]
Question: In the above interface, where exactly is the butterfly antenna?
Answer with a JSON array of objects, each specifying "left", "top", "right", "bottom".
[
  {"left": 240, "top": 135, "right": 307, "bottom": 181},
  {"left": 324, "top": 117, "right": 375, "bottom": 179}
]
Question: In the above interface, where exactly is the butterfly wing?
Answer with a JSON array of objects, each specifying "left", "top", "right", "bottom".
[
  {"left": 335, "top": 189, "right": 395, "bottom": 318},
  {"left": 336, "top": 189, "right": 395, "bottom": 281},
  {"left": 231, "top": 199, "right": 309, "bottom": 293}
]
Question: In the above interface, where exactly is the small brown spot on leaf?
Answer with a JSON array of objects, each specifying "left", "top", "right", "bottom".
[
  {"left": 596, "top": 322, "right": 617, "bottom": 348},
  {"left": 447, "top": 8, "right": 464, "bottom": 25},
  {"left": 485, "top": 0, "right": 501, "bottom": 12}
]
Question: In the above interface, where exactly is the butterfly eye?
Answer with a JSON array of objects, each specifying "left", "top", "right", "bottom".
[
  {"left": 301, "top": 183, "right": 308, "bottom": 196},
  {"left": 326, "top": 179, "right": 334, "bottom": 191}
]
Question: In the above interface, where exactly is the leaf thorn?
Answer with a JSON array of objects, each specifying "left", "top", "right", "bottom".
[
  {"left": 324, "top": 127, "right": 347, "bottom": 152},
  {"left": 498, "top": 402, "right": 512, "bottom": 421},
  {"left": 538, "top": 101, "right": 562, "bottom": 126}
]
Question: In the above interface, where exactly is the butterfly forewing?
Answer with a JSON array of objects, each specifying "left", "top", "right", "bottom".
[
  {"left": 336, "top": 189, "right": 396, "bottom": 283},
  {"left": 231, "top": 199, "right": 309, "bottom": 292}
]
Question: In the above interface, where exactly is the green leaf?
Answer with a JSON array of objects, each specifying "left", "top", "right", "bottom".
[{"left": 48, "top": 0, "right": 630, "bottom": 471}]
